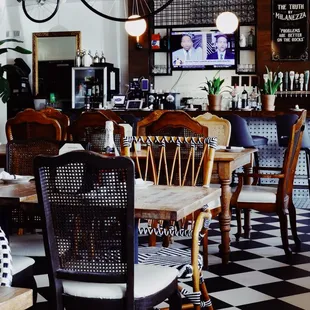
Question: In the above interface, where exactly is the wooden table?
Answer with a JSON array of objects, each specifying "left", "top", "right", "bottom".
[
  {"left": 214, "top": 148, "right": 256, "bottom": 264},
  {"left": 0, "top": 287, "right": 33, "bottom": 310}
]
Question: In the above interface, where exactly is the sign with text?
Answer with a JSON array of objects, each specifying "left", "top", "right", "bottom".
[{"left": 272, "top": 0, "right": 309, "bottom": 61}]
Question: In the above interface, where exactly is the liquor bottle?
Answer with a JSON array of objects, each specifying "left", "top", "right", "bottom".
[
  {"left": 231, "top": 84, "right": 238, "bottom": 110},
  {"left": 248, "top": 28, "right": 255, "bottom": 47},
  {"left": 241, "top": 84, "right": 248, "bottom": 108},
  {"left": 84, "top": 94, "right": 91, "bottom": 110},
  {"left": 104, "top": 121, "right": 116, "bottom": 156}
]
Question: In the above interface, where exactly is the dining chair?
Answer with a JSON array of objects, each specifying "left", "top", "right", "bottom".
[
  {"left": 230, "top": 110, "right": 307, "bottom": 256},
  {"left": 0, "top": 227, "right": 37, "bottom": 304},
  {"left": 137, "top": 110, "right": 208, "bottom": 137},
  {"left": 193, "top": 112, "right": 231, "bottom": 146},
  {"left": 34, "top": 151, "right": 181, "bottom": 310},
  {"left": 98, "top": 109, "right": 124, "bottom": 123},
  {"left": 223, "top": 114, "right": 268, "bottom": 168},
  {"left": 39, "top": 107, "right": 70, "bottom": 140},
  {"left": 68, "top": 110, "right": 125, "bottom": 154},
  {"left": 6, "top": 108, "right": 62, "bottom": 141},
  {"left": 276, "top": 112, "right": 310, "bottom": 196},
  {"left": 124, "top": 135, "right": 219, "bottom": 309}
]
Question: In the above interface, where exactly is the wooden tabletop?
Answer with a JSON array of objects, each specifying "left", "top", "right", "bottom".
[
  {"left": 17, "top": 183, "right": 221, "bottom": 222},
  {"left": 0, "top": 287, "right": 33, "bottom": 310}
]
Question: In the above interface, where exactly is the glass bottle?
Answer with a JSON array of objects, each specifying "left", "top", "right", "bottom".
[
  {"left": 104, "top": 121, "right": 116, "bottom": 156},
  {"left": 248, "top": 28, "right": 255, "bottom": 48},
  {"left": 241, "top": 84, "right": 248, "bottom": 108},
  {"left": 231, "top": 84, "right": 238, "bottom": 110}
]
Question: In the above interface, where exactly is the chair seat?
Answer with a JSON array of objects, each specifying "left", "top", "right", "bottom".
[
  {"left": 12, "top": 256, "right": 35, "bottom": 275},
  {"left": 138, "top": 247, "right": 203, "bottom": 279},
  {"left": 251, "top": 135, "right": 268, "bottom": 147},
  {"left": 62, "top": 264, "right": 178, "bottom": 299},
  {"left": 237, "top": 185, "right": 277, "bottom": 203}
]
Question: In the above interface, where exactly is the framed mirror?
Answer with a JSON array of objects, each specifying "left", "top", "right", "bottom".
[{"left": 32, "top": 31, "right": 81, "bottom": 102}]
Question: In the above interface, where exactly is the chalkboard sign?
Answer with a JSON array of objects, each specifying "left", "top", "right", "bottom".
[{"left": 272, "top": 0, "right": 309, "bottom": 61}]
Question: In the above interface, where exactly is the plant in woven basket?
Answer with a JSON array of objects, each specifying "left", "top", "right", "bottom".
[{"left": 0, "top": 39, "right": 32, "bottom": 103}]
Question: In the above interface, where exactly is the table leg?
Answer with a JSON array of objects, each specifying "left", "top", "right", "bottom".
[
  {"left": 219, "top": 179, "right": 231, "bottom": 264},
  {"left": 243, "top": 165, "right": 253, "bottom": 239}
]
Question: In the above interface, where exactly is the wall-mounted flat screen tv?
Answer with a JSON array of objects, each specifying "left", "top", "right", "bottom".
[{"left": 170, "top": 28, "right": 236, "bottom": 70}]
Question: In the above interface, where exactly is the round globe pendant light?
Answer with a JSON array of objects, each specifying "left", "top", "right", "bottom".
[
  {"left": 125, "top": 15, "right": 147, "bottom": 37},
  {"left": 216, "top": 12, "right": 239, "bottom": 33}
]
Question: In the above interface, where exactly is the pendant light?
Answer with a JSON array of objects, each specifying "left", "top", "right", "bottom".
[
  {"left": 125, "top": 14, "right": 146, "bottom": 37},
  {"left": 216, "top": 11, "right": 239, "bottom": 33}
]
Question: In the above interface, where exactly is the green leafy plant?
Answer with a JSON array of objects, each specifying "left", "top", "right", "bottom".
[
  {"left": 199, "top": 71, "right": 230, "bottom": 95},
  {"left": 262, "top": 65, "right": 282, "bottom": 95},
  {"left": 0, "top": 39, "right": 32, "bottom": 103}
]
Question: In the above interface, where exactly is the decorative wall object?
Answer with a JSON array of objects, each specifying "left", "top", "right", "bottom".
[
  {"left": 153, "top": 0, "right": 256, "bottom": 27},
  {"left": 272, "top": 0, "right": 309, "bottom": 61}
]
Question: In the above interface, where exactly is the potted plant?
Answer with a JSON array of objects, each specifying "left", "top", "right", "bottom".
[
  {"left": 261, "top": 66, "right": 282, "bottom": 111},
  {"left": 200, "top": 71, "right": 229, "bottom": 111},
  {"left": 0, "top": 39, "right": 32, "bottom": 103}
]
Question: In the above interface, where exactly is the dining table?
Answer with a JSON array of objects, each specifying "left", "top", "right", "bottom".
[
  {"left": 0, "top": 287, "right": 33, "bottom": 310},
  {"left": 0, "top": 147, "right": 255, "bottom": 264}
]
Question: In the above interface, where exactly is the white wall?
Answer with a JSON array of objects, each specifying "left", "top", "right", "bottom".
[{"left": 1, "top": 1, "right": 129, "bottom": 143}]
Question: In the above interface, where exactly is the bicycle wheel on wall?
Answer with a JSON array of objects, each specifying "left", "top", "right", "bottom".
[
  {"left": 22, "top": 0, "right": 60, "bottom": 23},
  {"left": 80, "top": 0, "right": 174, "bottom": 22}
]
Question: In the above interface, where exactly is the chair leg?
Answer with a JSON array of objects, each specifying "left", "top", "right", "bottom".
[
  {"left": 235, "top": 208, "right": 242, "bottom": 241},
  {"left": 168, "top": 288, "right": 182, "bottom": 310},
  {"left": 277, "top": 209, "right": 292, "bottom": 256},
  {"left": 243, "top": 209, "right": 251, "bottom": 239},
  {"left": 200, "top": 277, "right": 214, "bottom": 310},
  {"left": 288, "top": 199, "right": 301, "bottom": 252},
  {"left": 203, "top": 231, "right": 209, "bottom": 268}
]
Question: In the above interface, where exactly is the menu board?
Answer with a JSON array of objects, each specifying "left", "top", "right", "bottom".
[{"left": 272, "top": 0, "right": 309, "bottom": 61}]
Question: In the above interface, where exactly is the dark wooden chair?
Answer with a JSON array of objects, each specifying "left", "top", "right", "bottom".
[
  {"left": 6, "top": 108, "right": 62, "bottom": 141},
  {"left": 124, "top": 136, "right": 218, "bottom": 310},
  {"left": 34, "top": 151, "right": 181, "bottom": 310},
  {"left": 39, "top": 107, "right": 70, "bottom": 140},
  {"left": 137, "top": 110, "right": 208, "bottom": 137},
  {"left": 231, "top": 110, "right": 307, "bottom": 256},
  {"left": 68, "top": 111, "right": 125, "bottom": 155},
  {"left": 98, "top": 109, "right": 124, "bottom": 123}
]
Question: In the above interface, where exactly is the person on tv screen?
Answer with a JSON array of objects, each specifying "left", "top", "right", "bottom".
[
  {"left": 172, "top": 33, "right": 202, "bottom": 65},
  {"left": 207, "top": 34, "right": 234, "bottom": 60}
]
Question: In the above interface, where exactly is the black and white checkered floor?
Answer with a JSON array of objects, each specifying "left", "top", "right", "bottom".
[{"left": 20, "top": 205, "right": 310, "bottom": 310}]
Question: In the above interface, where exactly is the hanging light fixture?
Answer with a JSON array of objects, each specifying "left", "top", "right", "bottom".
[
  {"left": 216, "top": 11, "right": 239, "bottom": 33},
  {"left": 125, "top": 15, "right": 147, "bottom": 37}
]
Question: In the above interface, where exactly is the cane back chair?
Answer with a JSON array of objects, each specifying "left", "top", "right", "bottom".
[
  {"left": 68, "top": 110, "right": 125, "bottom": 154},
  {"left": 124, "top": 135, "right": 219, "bottom": 309},
  {"left": 6, "top": 108, "right": 62, "bottom": 141},
  {"left": 39, "top": 107, "right": 70, "bottom": 140},
  {"left": 34, "top": 151, "right": 181, "bottom": 310},
  {"left": 193, "top": 112, "right": 231, "bottom": 146},
  {"left": 231, "top": 110, "right": 306, "bottom": 256}
]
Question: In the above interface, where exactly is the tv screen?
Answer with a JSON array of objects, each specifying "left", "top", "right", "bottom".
[{"left": 170, "top": 29, "right": 236, "bottom": 70}]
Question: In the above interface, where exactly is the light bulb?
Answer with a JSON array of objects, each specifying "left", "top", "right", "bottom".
[
  {"left": 125, "top": 15, "right": 147, "bottom": 37},
  {"left": 216, "top": 12, "right": 239, "bottom": 33}
]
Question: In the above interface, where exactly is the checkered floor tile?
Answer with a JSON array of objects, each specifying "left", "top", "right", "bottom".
[{"left": 14, "top": 206, "right": 310, "bottom": 310}]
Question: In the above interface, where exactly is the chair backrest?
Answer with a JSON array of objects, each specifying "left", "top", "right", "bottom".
[
  {"left": 278, "top": 110, "right": 306, "bottom": 200},
  {"left": 34, "top": 152, "right": 135, "bottom": 310},
  {"left": 124, "top": 136, "right": 217, "bottom": 187},
  {"left": 6, "top": 139, "right": 62, "bottom": 176},
  {"left": 39, "top": 108, "right": 70, "bottom": 140},
  {"left": 193, "top": 112, "right": 231, "bottom": 146},
  {"left": 276, "top": 113, "right": 310, "bottom": 148},
  {"left": 137, "top": 111, "right": 208, "bottom": 137},
  {"left": 98, "top": 110, "right": 124, "bottom": 123},
  {"left": 223, "top": 114, "right": 254, "bottom": 147},
  {"left": 6, "top": 109, "right": 62, "bottom": 141},
  {"left": 68, "top": 111, "right": 125, "bottom": 154},
  {"left": 0, "top": 227, "right": 12, "bottom": 287}
]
